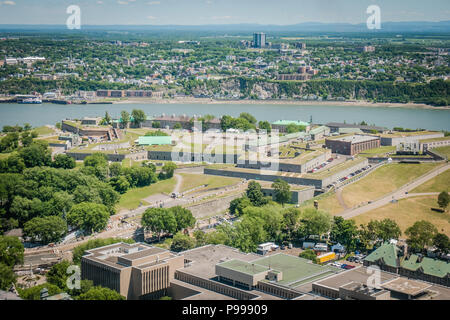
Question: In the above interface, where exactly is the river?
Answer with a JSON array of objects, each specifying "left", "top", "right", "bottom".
[{"left": 0, "top": 103, "right": 449, "bottom": 131}]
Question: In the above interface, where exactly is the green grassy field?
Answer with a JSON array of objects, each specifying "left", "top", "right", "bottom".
[
  {"left": 179, "top": 173, "right": 241, "bottom": 193},
  {"left": 301, "top": 192, "right": 344, "bottom": 215},
  {"left": 411, "top": 168, "right": 450, "bottom": 193},
  {"left": 358, "top": 146, "right": 396, "bottom": 158},
  {"left": 352, "top": 196, "right": 450, "bottom": 235},
  {"left": 117, "top": 178, "right": 177, "bottom": 210},
  {"left": 34, "top": 126, "right": 56, "bottom": 136},
  {"left": 341, "top": 162, "right": 440, "bottom": 209},
  {"left": 433, "top": 146, "right": 450, "bottom": 159}
]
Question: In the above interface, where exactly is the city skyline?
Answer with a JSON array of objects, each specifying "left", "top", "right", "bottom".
[{"left": 0, "top": 0, "right": 449, "bottom": 26}]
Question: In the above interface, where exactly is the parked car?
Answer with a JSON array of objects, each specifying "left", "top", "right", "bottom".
[{"left": 343, "top": 265, "right": 355, "bottom": 269}]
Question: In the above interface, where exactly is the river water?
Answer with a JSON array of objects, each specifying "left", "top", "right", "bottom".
[{"left": 0, "top": 103, "right": 449, "bottom": 131}]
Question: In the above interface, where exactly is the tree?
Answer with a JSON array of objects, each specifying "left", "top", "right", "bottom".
[
  {"left": 131, "top": 109, "right": 146, "bottom": 127},
  {"left": 299, "top": 249, "right": 318, "bottom": 264},
  {"left": 77, "top": 286, "right": 125, "bottom": 300},
  {"left": 109, "top": 162, "right": 123, "bottom": 177},
  {"left": 103, "top": 111, "right": 111, "bottom": 125},
  {"left": 46, "top": 260, "right": 71, "bottom": 290},
  {"left": 170, "top": 206, "right": 195, "bottom": 233},
  {"left": 170, "top": 232, "right": 196, "bottom": 252},
  {"left": 433, "top": 233, "right": 450, "bottom": 255},
  {"left": 141, "top": 208, "right": 177, "bottom": 240},
  {"left": 160, "top": 162, "right": 177, "bottom": 179},
  {"left": 239, "top": 112, "right": 257, "bottom": 125},
  {"left": 19, "top": 141, "right": 52, "bottom": 168},
  {"left": 120, "top": 110, "right": 130, "bottom": 129},
  {"left": 330, "top": 216, "right": 358, "bottom": 251},
  {"left": 246, "top": 181, "right": 266, "bottom": 207},
  {"left": 300, "top": 209, "right": 332, "bottom": 238},
  {"left": 23, "top": 216, "right": 68, "bottom": 244},
  {"left": 67, "top": 202, "right": 110, "bottom": 234},
  {"left": 286, "top": 123, "right": 306, "bottom": 134},
  {"left": 272, "top": 179, "right": 291, "bottom": 206},
  {"left": 173, "top": 123, "right": 182, "bottom": 130},
  {"left": 0, "top": 236, "right": 24, "bottom": 267},
  {"left": 405, "top": 220, "right": 438, "bottom": 252},
  {"left": 109, "top": 176, "right": 130, "bottom": 194},
  {"left": 0, "top": 263, "right": 16, "bottom": 290},
  {"left": 233, "top": 215, "right": 267, "bottom": 253},
  {"left": 258, "top": 121, "right": 272, "bottom": 133},
  {"left": 358, "top": 223, "right": 378, "bottom": 250},
  {"left": 282, "top": 207, "right": 301, "bottom": 240},
  {"left": 229, "top": 196, "right": 252, "bottom": 216},
  {"left": 18, "top": 283, "right": 63, "bottom": 300},
  {"left": 437, "top": 191, "right": 450, "bottom": 211},
  {"left": 371, "top": 219, "right": 401, "bottom": 243},
  {"left": 52, "top": 154, "right": 76, "bottom": 169},
  {"left": 193, "top": 230, "right": 207, "bottom": 247},
  {"left": 84, "top": 152, "right": 108, "bottom": 168},
  {"left": 0, "top": 132, "right": 19, "bottom": 153}
]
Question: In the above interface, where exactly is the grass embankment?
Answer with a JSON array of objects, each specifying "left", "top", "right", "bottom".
[
  {"left": 341, "top": 162, "right": 440, "bottom": 209},
  {"left": 179, "top": 173, "right": 241, "bottom": 193},
  {"left": 358, "top": 146, "right": 396, "bottom": 158},
  {"left": 411, "top": 168, "right": 450, "bottom": 193},
  {"left": 34, "top": 126, "right": 56, "bottom": 136},
  {"left": 117, "top": 178, "right": 177, "bottom": 210},
  {"left": 352, "top": 196, "right": 450, "bottom": 235},
  {"left": 433, "top": 146, "right": 450, "bottom": 159},
  {"left": 301, "top": 192, "right": 344, "bottom": 215}
]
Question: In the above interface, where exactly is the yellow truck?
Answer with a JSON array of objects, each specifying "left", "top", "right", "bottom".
[{"left": 317, "top": 252, "right": 336, "bottom": 264}]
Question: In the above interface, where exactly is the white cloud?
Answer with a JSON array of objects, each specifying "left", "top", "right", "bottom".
[
  {"left": 211, "top": 15, "right": 232, "bottom": 20},
  {"left": 117, "top": 0, "right": 129, "bottom": 4},
  {"left": 2, "top": 1, "right": 16, "bottom": 5},
  {"left": 148, "top": 1, "right": 160, "bottom": 5},
  {"left": 147, "top": 16, "right": 157, "bottom": 20},
  {"left": 97, "top": 1, "right": 104, "bottom": 4}
]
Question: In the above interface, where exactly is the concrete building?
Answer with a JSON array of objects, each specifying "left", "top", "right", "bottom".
[
  {"left": 151, "top": 114, "right": 221, "bottom": 130},
  {"left": 326, "top": 122, "right": 387, "bottom": 134},
  {"left": 81, "top": 242, "right": 184, "bottom": 300},
  {"left": 325, "top": 135, "right": 381, "bottom": 156},
  {"left": 309, "top": 126, "right": 330, "bottom": 141},
  {"left": 81, "top": 117, "right": 101, "bottom": 126},
  {"left": 253, "top": 33, "right": 267, "bottom": 48}
]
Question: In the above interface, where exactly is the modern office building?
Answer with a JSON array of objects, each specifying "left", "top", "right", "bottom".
[
  {"left": 325, "top": 135, "right": 381, "bottom": 155},
  {"left": 253, "top": 33, "right": 267, "bottom": 48},
  {"left": 81, "top": 242, "right": 184, "bottom": 300}
]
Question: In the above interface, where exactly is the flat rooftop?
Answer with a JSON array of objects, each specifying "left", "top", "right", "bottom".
[
  {"left": 182, "top": 245, "right": 261, "bottom": 279},
  {"left": 381, "top": 277, "right": 433, "bottom": 296},
  {"left": 328, "top": 135, "right": 379, "bottom": 144},
  {"left": 252, "top": 253, "right": 340, "bottom": 287},
  {"left": 82, "top": 242, "right": 178, "bottom": 270},
  {"left": 217, "top": 259, "right": 269, "bottom": 275}
]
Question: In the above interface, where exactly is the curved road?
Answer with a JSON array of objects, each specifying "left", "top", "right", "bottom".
[{"left": 339, "top": 163, "right": 450, "bottom": 220}]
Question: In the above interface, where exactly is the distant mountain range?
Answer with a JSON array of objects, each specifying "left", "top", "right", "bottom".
[{"left": 0, "top": 21, "right": 449, "bottom": 34}]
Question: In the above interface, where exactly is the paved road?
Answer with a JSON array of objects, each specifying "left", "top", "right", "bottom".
[{"left": 339, "top": 163, "right": 450, "bottom": 220}]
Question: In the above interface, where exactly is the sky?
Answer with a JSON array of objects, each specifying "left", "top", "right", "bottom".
[{"left": 0, "top": 0, "right": 449, "bottom": 25}]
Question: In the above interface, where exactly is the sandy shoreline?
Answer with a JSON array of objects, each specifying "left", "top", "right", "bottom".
[{"left": 111, "top": 97, "right": 450, "bottom": 110}]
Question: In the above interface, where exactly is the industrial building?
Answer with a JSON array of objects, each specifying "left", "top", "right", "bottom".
[{"left": 325, "top": 135, "right": 381, "bottom": 156}]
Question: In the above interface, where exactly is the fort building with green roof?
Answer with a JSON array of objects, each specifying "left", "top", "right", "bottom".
[{"left": 364, "top": 243, "right": 450, "bottom": 287}]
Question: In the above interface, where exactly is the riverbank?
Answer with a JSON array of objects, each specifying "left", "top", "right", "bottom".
[{"left": 112, "top": 97, "right": 449, "bottom": 110}]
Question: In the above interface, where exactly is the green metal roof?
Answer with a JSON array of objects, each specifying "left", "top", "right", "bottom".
[
  {"left": 401, "top": 255, "right": 450, "bottom": 278},
  {"left": 137, "top": 136, "right": 172, "bottom": 146},
  {"left": 217, "top": 259, "right": 269, "bottom": 275},
  {"left": 272, "top": 120, "right": 310, "bottom": 126},
  {"left": 364, "top": 243, "right": 400, "bottom": 268}
]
